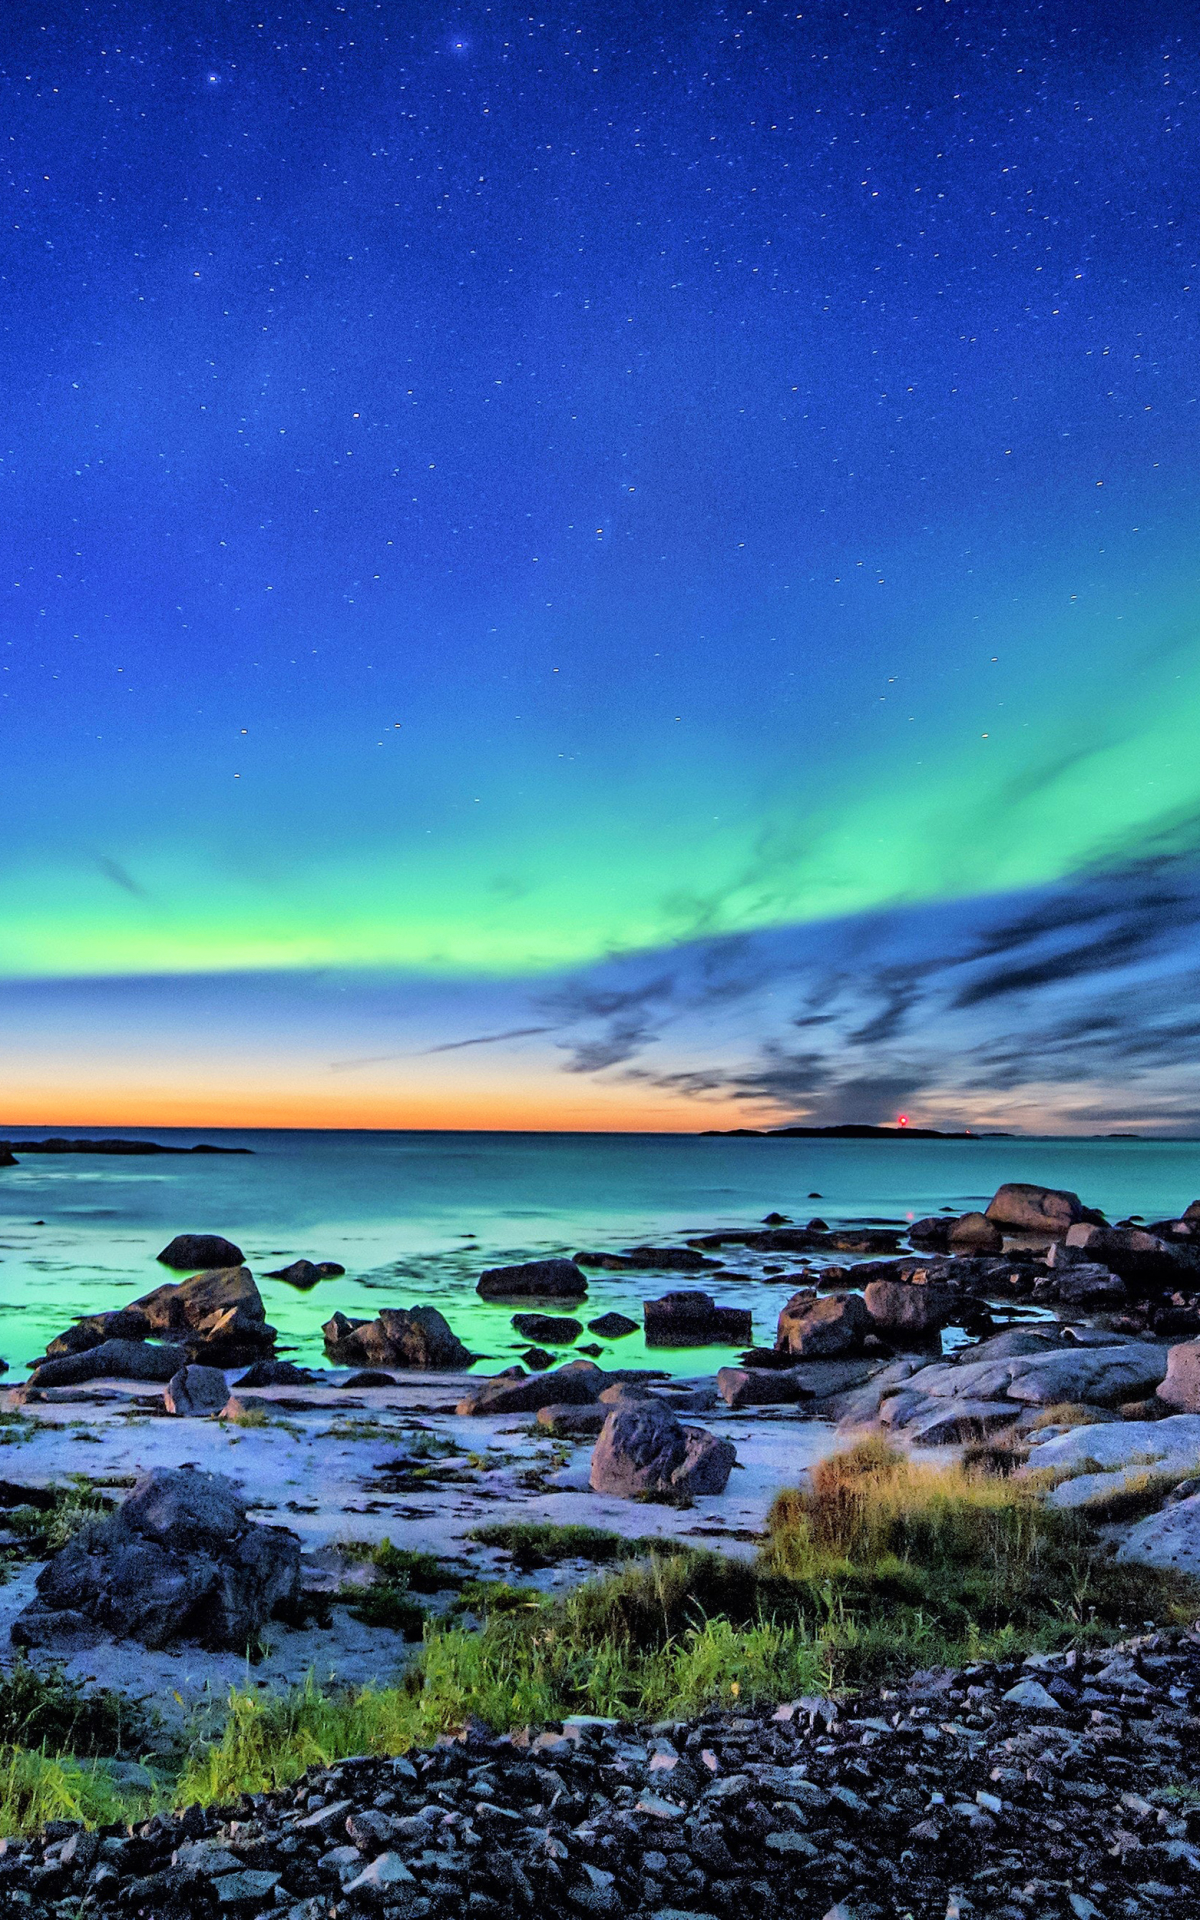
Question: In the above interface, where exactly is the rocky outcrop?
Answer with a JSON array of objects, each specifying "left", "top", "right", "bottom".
[
  {"left": 263, "top": 1259, "right": 346, "bottom": 1288},
  {"left": 322, "top": 1307, "right": 470, "bottom": 1370},
  {"left": 132, "top": 1266, "right": 275, "bottom": 1366},
  {"left": 476, "top": 1258, "right": 588, "bottom": 1300},
  {"left": 1116, "top": 1488, "right": 1200, "bottom": 1575},
  {"left": 575, "top": 1246, "right": 719, "bottom": 1271},
  {"left": 775, "top": 1289, "right": 870, "bottom": 1357},
  {"left": 164, "top": 1365, "right": 230, "bottom": 1416},
  {"left": 235, "top": 1360, "right": 320, "bottom": 1388},
  {"left": 643, "top": 1291, "right": 753, "bottom": 1346},
  {"left": 589, "top": 1400, "right": 736, "bottom": 1497},
  {"left": 156, "top": 1234, "right": 245, "bottom": 1270},
  {"left": 983, "top": 1183, "right": 1091, "bottom": 1237},
  {"left": 948, "top": 1211, "right": 1004, "bottom": 1253},
  {"left": 861, "top": 1279, "right": 956, "bottom": 1343},
  {"left": 28, "top": 1338, "right": 189, "bottom": 1389},
  {"left": 1062, "top": 1223, "right": 1200, "bottom": 1291},
  {"left": 716, "top": 1356, "right": 877, "bottom": 1410},
  {"left": 457, "top": 1359, "right": 605, "bottom": 1416},
  {"left": 43, "top": 1309, "right": 154, "bottom": 1357},
  {"left": 511, "top": 1313, "right": 582, "bottom": 1344},
  {"left": 1035, "top": 1259, "right": 1127, "bottom": 1309},
  {"left": 871, "top": 1335, "right": 1172, "bottom": 1442},
  {"left": 12, "top": 1467, "right": 300, "bottom": 1651}
]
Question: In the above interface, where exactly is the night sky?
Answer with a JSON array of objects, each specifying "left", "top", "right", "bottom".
[{"left": 3, "top": 0, "right": 1199, "bottom": 1131}]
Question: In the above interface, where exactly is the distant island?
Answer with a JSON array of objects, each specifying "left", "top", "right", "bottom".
[
  {"left": 701, "top": 1123, "right": 1010, "bottom": 1139},
  {"left": 0, "top": 1138, "right": 251, "bottom": 1160}
]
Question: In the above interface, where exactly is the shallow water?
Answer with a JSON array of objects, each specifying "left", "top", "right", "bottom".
[{"left": 0, "top": 1129, "right": 1197, "bottom": 1378}]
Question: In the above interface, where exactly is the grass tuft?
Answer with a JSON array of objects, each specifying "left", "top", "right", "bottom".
[{"left": 468, "top": 1521, "right": 687, "bottom": 1570}]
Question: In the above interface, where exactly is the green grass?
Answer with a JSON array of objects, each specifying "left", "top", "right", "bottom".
[
  {"left": 5, "top": 1478, "right": 110, "bottom": 1557},
  {"left": 0, "top": 1658, "right": 150, "bottom": 1757},
  {"left": 334, "top": 1537, "right": 469, "bottom": 1634},
  {"left": 4, "top": 1441, "right": 1198, "bottom": 1834},
  {"left": 468, "top": 1520, "right": 689, "bottom": 1570},
  {"left": 0, "top": 1748, "right": 157, "bottom": 1834}
]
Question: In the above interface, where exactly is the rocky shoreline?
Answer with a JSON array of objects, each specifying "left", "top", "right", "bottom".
[{"left": 5, "top": 1624, "right": 1200, "bottom": 1918}]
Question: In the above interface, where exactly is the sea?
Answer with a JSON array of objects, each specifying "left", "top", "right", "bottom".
[{"left": 1, "top": 1129, "right": 1198, "bottom": 1380}]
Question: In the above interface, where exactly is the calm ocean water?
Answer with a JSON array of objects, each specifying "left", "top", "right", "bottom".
[{"left": 1, "top": 1129, "right": 1198, "bottom": 1379}]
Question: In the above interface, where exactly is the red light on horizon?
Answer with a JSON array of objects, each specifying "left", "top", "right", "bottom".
[{"left": 897, "top": 1113, "right": 909, "bottom": 1127}]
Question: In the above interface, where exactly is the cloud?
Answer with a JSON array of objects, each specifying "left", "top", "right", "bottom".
[{"left": 93, "top": 854, "right": 151, "bottom": 899}]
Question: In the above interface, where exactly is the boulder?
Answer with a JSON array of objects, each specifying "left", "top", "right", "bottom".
[
  {"left": 984, "top": 1184, "right": 1089, "bottom": 1237},
  {"left": 775, "top": 1290, "right": 870, "bottom": 1357},
  {"left": 587, "top": 1313, "right": 639, "bottom": 1339},
  {"left": 338, "top": 1370, "right": 397, "bottom": 1388},
  {"left": 131, "top": 1266, "right": 275, "bottom": 1365},
  {"left": 833, "top": 1358, "right": 929, "bottom": 1430},
  {"left": 511, "top": 1313, "right": 582, "bottom": 1344},
  {"left": 862, "top": 1281, "right": 956, "bottom": 1343},
  {"left": 1157, "top": 1340, "right": 1200, "bottom": 1413},
  {"left": 28, "top": 1339, "right": 189, "bottom": 1389},
  {"left": 717, "top": 1356, "right": 877, "bottom": 1410},
  {"left": 1027, "top": 1414, "right": 1200, "bottom": 1487},
  {"left": 262, "top": 1259, "right": 346, "bottom": 1289},
  {"left": 157, "top": 1234, "right": 245, "bottom": 1270},
  {"left": 0, "top": 1145, "right": 17, "bottom": 1168},
  {"left": 1036, "top": 1263, "right": 1127, "bottom": 1310},
  {"left": 456, "top": 1359, "right": 604, "bottom": 1416},
  {"left": 321, "top": 1307, "right": 469, "bottom": 1370},
  {"left": 1115, "top": 1489, "right": 1200, "bottom": 1576},
  {"left": 908, "top": 1401, "right": 1025, "bottom": 1446},
  {"left": 536, "top": 1403, "right": 609, "bottom": 1437},
  {"left": 908, "top": 1217, "right": 953, "bottom": 1252},
  {"left": 164, "top": 1365, "right": 230, "bottom": 1416},
  {"left": 1062, "top": 1224, "right": 1198, "bottom": 1291},
  {"left": 12, "top": 1466, "right": 300, "bottom": 1651},
  {"left": 477, "top": 1258, "right": 588, "bottom": 1300},
  {"left": 947, "top": 1212, "right": 1003, "bottom": 1254},
  {"left": 44, "top": 1310, "right": 152, "bottom": 1358},
  {"left": 589, "top": 1401, "right": 737, "bottom": 1498},
  {"left": 235, "top": 1360, "right": 320, "bottom": 1388},
  {"left": 643, "top": 1292, "right": 753, "bottom": 1347},
  {"left": 519, "top": 1346, "right": 555, "bottom": 1370}
]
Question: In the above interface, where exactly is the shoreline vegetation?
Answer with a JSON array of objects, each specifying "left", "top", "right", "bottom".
[{"left": 2, "top": 1168, "right": 1200, "bottom": 1914}]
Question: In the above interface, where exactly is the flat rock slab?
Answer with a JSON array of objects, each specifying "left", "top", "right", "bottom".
[{"left": 1116, "top": 1490, "right": 1200, "bottom": 1574}]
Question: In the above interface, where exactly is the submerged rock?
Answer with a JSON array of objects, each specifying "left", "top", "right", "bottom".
[
  {"left": 643, "top": 1292, "right": 753, "bottom": 1347},
  {"left": 322, "top": 1306, "right": 470, "bottom": 1370},
  {"left": 588, "top": 1312, "right": 640, "bottom": 1338},
  {"left": 263, "top": 1258, "right": 346, "bottom": 1288},
  {"left": 12, "top": 1466, "right": 300, "bottom": 1651},
  {"left": 589, "top": 1401, "right": 736, "bottom": 1497},
  {"left": 511, "top": 1312, "right": 583, "bottom": 1344},
  {"left": 477, "top": 1257, "right": 589, "bottom": 1300},
  {"left": 157, "top": 1233, "right": 245, "bottom": 1270}
]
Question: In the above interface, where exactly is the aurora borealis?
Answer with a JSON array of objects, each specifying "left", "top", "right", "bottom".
[{"left": 3, "top": 0, "right": 1200, "bottom": 1132}]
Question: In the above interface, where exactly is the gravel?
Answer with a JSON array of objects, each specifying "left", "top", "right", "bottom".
[{"left": 7, "top": 1626, "right": 1200, "bottom": 1918}]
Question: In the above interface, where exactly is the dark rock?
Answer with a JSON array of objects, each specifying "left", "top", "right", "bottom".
[
  {"left": 589, "top": 1401, "right": 736, "bottom": 1497},
  {"left": 457, "top": 1359, "right": 605, "bottom": 1416},
  {"left": 29, "top": 1339, "right": 189, "bottom": 1389},
  {"left": 762, "top": 1212, "right": 790, "bottom": 1225},
  {"left": 947, "top": 1211, "right": 1004, "bottom": 1254},
  {"left": 775, "top": 1290, "right": 870, "bottom": 1357},
  {"left": 536, "top": 1403, "right": 609, "bottom": 1436},
  {"left": 12, "top": 1466, "right": 300, "bottom": 1651},
  {"left": 321, "top": 1307, "right": 470, "bottom": 1370},
  {"left": 511, "top": 1313, "right": 583, "bottom": 1343},
  {"left": 164, "top": 1365, "right": 230, "bottom": 1416},
  {"left": 1062, "top": 1223, "right": 1200, "bottom": 1292},
  {"left": 587, "top": 1313, "right": 639, "bottom": 1339},
  {"left": 132, "top": 1266, "right": 275, "bottom": 1365},
  {"left": 643, "top": 1292, "right": 753, "bottom": 1347},
  {"left": 338, "top": 1369, "right": 397, "bottom": 1387},
  {"left": 1035, "top": 1262, "right": 1128, "bottom": 1310},
  {"left": 862, "top": 1280, "right": 957, "bottom": 1343},
  {"left": 477, "top": 1258, "right": 589, "bottom": 1300},
  {"left": 262, "top": 1259, "right": 346, "bottom": 1288},
  {"left": 716, "top": 1356, "right": 877, "bottom": 1409},
  {"left": 236, "top": 1360, "right": 321, "bottom": 1388},
  {"left": 908, "top": 1216, "right": 952, "bottom": 1251},
  {"left": 983, "top": 1183, "right": 1094, "bottom": 1237},
  {"left": 157, "top": 1234, "right": 245, "bottom": 1270},
  {"left": 519, "top": 1346, "right": 556, "bottom": 1369},
  {"left": 0, "top": 1145, "right": 16, "bottom": 1167},
  {"left": 44, "top": 1310, "right": 153, "bottom": 1358}
]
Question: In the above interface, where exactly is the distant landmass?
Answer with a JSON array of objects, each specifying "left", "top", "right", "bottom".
[
  {"left": 700, "top": 1124, "right": 1010, "bottom": 1139},
  {"left": 0, "top": 1137, "right": 251, "bottom": 1158}
]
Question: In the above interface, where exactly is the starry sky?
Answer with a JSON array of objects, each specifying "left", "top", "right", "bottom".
[{"left": 3, "top": 0, "right": 1200, "bottom": 1132}]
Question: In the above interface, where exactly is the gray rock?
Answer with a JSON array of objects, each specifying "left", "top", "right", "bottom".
[
  {"left": 157, "top": 1234, "right": 245, "bottom": 1270},
  {"left": 343, "top": 1852, "right": 416, "bottom": 1894},
  {"left": 776, "top": 1289, "right": 870, "bottom": 1357},
  {"left": 716, "top": 1366, "right": 809, "bottom": 1409},
  {"left": 947, "top": 1211, "right": 1003, "bottom": 1254},
  {"left": 1025, "top": 1413, "right": 1200, "bottom": 1491},
  {"left": 263, "top": 1259, "right": 345, "bottom": 1287},
  {"left": 1037, "top": 1262, "right": 1127, "bottom": 1310},
  {"left": 643, "top": 1291, "right": 753, "bottom": 1346},
  {"left": 476, "top": 1257, "right": 589, "bottom": 1300},
  {"left": 1116, "top": 1490, "right": 1200, "bottom": 1575},
  {"left": 862, "top": 1280, "right": 956, "bottom": 1343},
  {"left": 536, "top": 1402, "right": 608, "bottom": 1436},
  {"left": 12, "top": 1466, "right": 300, "bottom": 1651},
  {"left": 213, "top": 1869, "right": 281, "bottom": 1907},
  {"left": 984, "top": 1183, "right": 1089, "bottom": 1236},
  {"left": 29, "top": 1338, "right": 189, "bottom": 1389},
  {"left": 235, "top": 1360, "right": 320, "bottom": 1388},
  {"left": 44, "top": 1309, "right": 153, "bottom": 1358},
  {"left": 458, "top": 1359, "right": 605, "bottom": 1416},
  {"left": 322, "top": 1306, "right": 469, "bottom": 1370},
  {"left": 1063, "top": 1222, "right": 1198, "bottom": 1289},
  {"left": 908, "top": 1400, "right": 1025, "bottom": 1446},
  {"left": 164, "top": 1365, "right": 230, "bottom": 1416},
  {"left": 589, "top": 1401, "right": 736, "bottom": 1497},
  {"left": 1001, "top": 1678, "right": 1062, "bottom": 1711}
]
